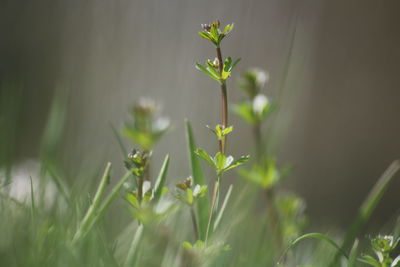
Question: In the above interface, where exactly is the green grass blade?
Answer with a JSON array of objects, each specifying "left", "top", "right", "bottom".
[
  {"left": 277, "top": 233, "right": 348, "bottom": 266},
  {"left": 124, "top": 224, "right": 144, "bottom": 267},
  {"left": 348, "top": 239, "right": 359, "bottom": 267},
  {"left": 213, "top": 184, "right": 233, "bottom": 231},
  {"left": 153, "top": 154, "right": 170, "bottom": 202},
  {"left": 72, "top": 162, "right": 112, "bottom": 243},
  {"left": 29, "top": 176, "right": 35, "bottom": 217},
  {"left": 110, "top": 122, "right": 128, "bottom": 158},
  {"left": 185, "top": 120, "right": 210, "bottom": 241},
  {"left": 341, "top": 161, "right": 400, "bottom": 254},
  {"left": 89, "top": 170, "right": 132, "bottom": 231}
]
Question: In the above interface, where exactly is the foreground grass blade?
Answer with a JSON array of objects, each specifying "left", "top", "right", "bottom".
[
  {"left": 213, "top": 184, "right": 233, "bottom": 231},
  {"left": 338, "top": 161, "right": 400, "bottom": 260},
  {"left": 72, "top": 162, "right": 112, "bottom": 243},
  {"left": 348, "top": 239, "right": 359, "bottom": 267},
  {"left": 73, "top": 165, "right": 132, "bottom": 244},
  {"left": 124, "top": 224, "right": 144, "bottom": 267},
  {"left": 153, "top": 155, "right": 170, "bottom": 202},
  {"left": 185, "top": 120, "right": 210, "bottom": 240},
  {"left": 110, "top": 122, "right": 128, "bottom": 157},
  {"left": 277, "top": 233, "right": 348, "bottom": 266}
]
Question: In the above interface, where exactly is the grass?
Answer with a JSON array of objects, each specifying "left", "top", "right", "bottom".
[{"left": 0, "top": 20, "right": 400, "bottom": 267}]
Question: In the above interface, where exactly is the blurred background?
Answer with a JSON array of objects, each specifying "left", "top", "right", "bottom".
[{"left": 0, "top": 0, "right": 399, "bottom": 229}]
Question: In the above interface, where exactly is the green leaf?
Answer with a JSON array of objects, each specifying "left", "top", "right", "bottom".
[
  {"left": 210, "top": 25, "right": 219, "bottom": 41},
  {"left": 182, "top": 241, "right": 193, "bottom": 250},
  {"left": 214, "top": 152, "right": 227, "bottom": 171},
  {"left": 222, "top": 126, "right": 233, "bottom": 136},
  {"left": 110, "top": 122, "right": 128, "bottom": 158},
  {"left": 232, "top": 102, "right": 257, "bottom": 124},
  {"left": 198, "top": 31, "right": 212, "bottom": 41},
  {"left": 213, "top": 184, "right": 233, "bottom": 231},
  {"left": 277, "top": 233, "right": 349, "bottom": 265},
  {"left": 215, "top": 124, "right": 223, "bottom": 139},
  {"left": 224, "top": 155, "right": 250, "bottom": 171},
  {"left": 231, "top": 57, "right": 241, "bottom": 70},
  {"left": 223, "top": 57, "right": 232, "bottom": 72},
  {"left": 222, "top": 23, "right": 234, "bottom": 34},
  {"left": 206, "top": 60, "right": 221, "bottom": 78},
  {"left": 359, "top": 255, "right": 380, "bottom": 267},
  {"left": 126, "top": 193, "right": 140, "bottom": 209},
  {"left": 186, "top": 188, "right": 193, "bottom": 205},
  {"left": 185, "top": 120, "right": 210, "bottom": 241},
  {"left": 196, "top": 63, "right": 220, "bottom": 81},
  {"left": 195, "top": 148, "right": 217, "bottom": 169},
  {"left": 153, "top": 154, "right": 170, "bottom": 202}
]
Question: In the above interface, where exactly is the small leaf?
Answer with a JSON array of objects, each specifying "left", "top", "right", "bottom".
[
  {"left": 153, "top": 154, "right": 170, "bottom": 202},
  {"left": 196, "top": 63, "right": 220, "bottom": 81},
  {"left": 224, "top": 155, "right": 250, "bottom": 171},
  {"left": 222, "top": 23, "right": 234, "bottom": 35},
  {"left": 222, "top": 126, "right": 233, "bottom": 136},
  {"left": 215, "top": 125, "right": 223, "bottom": 139},
  {"left": 214, "top": 152, "right": 227, "bottom": 171},
  {"left": 182, "top": 241, "right": 193, "bottom": 250},
  {"left": 195, "top": 240, "right": 204, "bottom": 249},
  {"left": 195, "top": 148, "right": 217, "bottom": 169},
  {"left": 359, "top": 254, "right": 380, "bottom": 267},
  {"left": 223, "top": 57, "right": 232, "bottom": 72},
  {"left": 126, "top": 193, "right": 140, "bottom": 209},
  {"left": 187, "top": 188, "right": 194, "bottom": 205},
  {"left": 231, "top": 58, "right": 241, "bottom": 70}
]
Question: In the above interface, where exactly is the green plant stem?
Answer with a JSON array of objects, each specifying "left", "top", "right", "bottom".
[
  {"left": 253, "top": 122, "right": 263, "bottom": 162},
  {"left": 190, "top": 207, "right": 199, "bottom": 241},
  {"left": 253, "top": 119, "right": 282, "bottom": 258},
  {"left": 265, "top": 189, "right": 282, "bottom": 255},
  {"left": 216, "top": 46, "right": 228, "bottom": 154},
  {"left": 205, "top": 174, "right": 221, "bottom": 244},
  {"left": 137, "top": 175, "right": 143, "bottom": 202}
]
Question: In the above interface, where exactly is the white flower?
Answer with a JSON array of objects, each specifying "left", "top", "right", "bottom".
[{"left": 252, "top": 94, "right": 269, "bottom": 115}]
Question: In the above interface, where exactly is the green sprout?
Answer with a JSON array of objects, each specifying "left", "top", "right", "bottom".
[{"left": 198, "top": 20, "right": 234, "bottom": 47}]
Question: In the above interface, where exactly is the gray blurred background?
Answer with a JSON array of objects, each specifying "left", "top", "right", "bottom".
[{"left": 1, "top": 0, "right": 399, "bottom": 227}]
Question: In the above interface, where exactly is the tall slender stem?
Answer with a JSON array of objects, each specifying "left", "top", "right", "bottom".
[
  {"left": 216, "top": 47, "right": 227, "bottom": 154},
  {"left": 190, "top": 208, "right": 199, "bottom": 241},
  {"left": 205, "top": 174, "right": 221, "bottom": 244}
]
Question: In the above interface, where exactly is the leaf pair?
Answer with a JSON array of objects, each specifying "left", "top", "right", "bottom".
[
  {"left": 195, "top": 149, "right": 249, "bottom": 175},
  {"left": 207, "top": 124, "right": 233, "bottom": 141},
  {"left": 196, "top": 57, "right": 241, "bottom": 84},
  {"left": 198, "top": 22, "right": 234, "bottom": 47},
  {"left": 175, "top": 184, "right": 208, "bottom": 206}
]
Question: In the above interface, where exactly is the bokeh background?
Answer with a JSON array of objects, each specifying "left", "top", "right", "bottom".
[{"left": 1, "top": 0, "right": 399, "bottom": 229}]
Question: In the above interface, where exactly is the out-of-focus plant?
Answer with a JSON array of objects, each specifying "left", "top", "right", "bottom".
[
  {"left": 233, "top": 68, "right": 306, "bottom": 262},
  {"left": 123, "top": 98, "right": 170, "bottom": 151},
  {"left": 360, "top": 235, "right": 400, "bottom": 267}
]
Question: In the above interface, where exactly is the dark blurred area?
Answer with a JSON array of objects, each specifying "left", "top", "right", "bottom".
[{"left": 0, "top": 0, "right": 399, "bottom": 228}]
